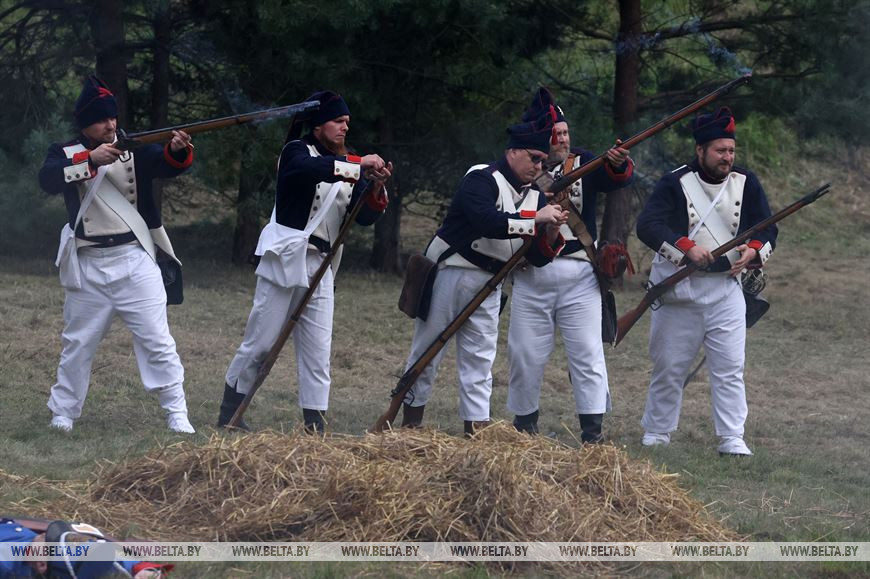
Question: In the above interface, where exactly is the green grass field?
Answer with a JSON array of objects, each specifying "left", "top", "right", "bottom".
[{"left": 1, "top": 150, "right": 868, "bottom": 577}]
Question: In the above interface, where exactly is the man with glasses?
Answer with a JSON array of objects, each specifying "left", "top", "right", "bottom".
[
  {"left": 399, "top": 111, "right": 569, "bottom": 436},
  {"left": 507, "top": 88, "right": 634, "bottom": 442}
]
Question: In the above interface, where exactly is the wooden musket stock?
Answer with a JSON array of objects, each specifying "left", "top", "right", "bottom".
[
  {"left": 114, "top": 101, "right": 320, "bottom": 150},
  {"left": 370, "top": 75, "right": 753, "bottom": 433},
  {"left": 227, "top": 181, "right": 384, "bottom": 428},
  {"left": 614, "top": 183, "right": 831, "bottom": 346},
  {"left": 370, "top": 236, "right": 534, "bottom": 433}
]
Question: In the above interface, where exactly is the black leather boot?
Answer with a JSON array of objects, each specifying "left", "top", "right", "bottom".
[
  {"left": 401, "top": 403, "right": 425, "bottom": 428},
  {"left": 579, "top": 413, "right": 604, "bottom": 444},
  {"left": 464, "top": 420, "right": 490, "bottom": 438},
  {"left": 303, "top": 408, "right": 326, "bottom": 434},
  {"left": 513, "top": 410, "right": 540, "bottom": 434},
  {"left": 217, "top": 383, "right": 251, "bottom": 431}
]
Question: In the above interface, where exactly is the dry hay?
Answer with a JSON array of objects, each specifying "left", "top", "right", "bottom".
[{"left": 3, "top": 423, "right": 738, "bottom": 571}]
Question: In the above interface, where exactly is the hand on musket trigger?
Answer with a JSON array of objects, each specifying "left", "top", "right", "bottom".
[
  {"left": 729, "top": 244, "right": 758, "bottom": 276},
  {"left": 169, "top": 130, "right": 192, "bottom": 152},
  {"left": 605, "top": 139, "right": 630, "bottom": 168},
  {"left": 90, "top": 142, "right": 123, "bottom": 166}
]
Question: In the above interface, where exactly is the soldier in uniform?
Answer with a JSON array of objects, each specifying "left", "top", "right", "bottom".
[
  {"left": 217, "top": 91, "right": 391, "bottom": 432},
  {"left": 38, "top": 76, "right": 195, "bottom": 434},
  {"left": 507, "top": 88, "right": 634, "bottom": 442},
  {"left": 636, "top": 107, "right": 777, "bottom": 456},
  {"left": 399, "top": 111, "right": 570, "bottom": 436}
]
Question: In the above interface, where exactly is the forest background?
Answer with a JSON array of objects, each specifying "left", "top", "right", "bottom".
[
  {"left": 0, "top": 0, "right": 866, "bottom": 268},
  {"left": 0, "top": 1, "right": 868, "bottom": 577}
]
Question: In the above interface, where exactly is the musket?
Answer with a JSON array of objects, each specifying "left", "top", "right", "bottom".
[
  {"left": 369, "top": 76, "right": 754, "bottom": 433},
  {"left": 370, "top": 235, "right": 535, "bottom": 433},
  {"left": 615, "top": 183, "right": 832, "bottom": 346},
  {"left": 535, "top": 74, "right": 752, "bottom": 196},
  {"left": 227, "top": 181, "right": 385, "bottom": 428},
  {"left": 114, "top": 100, "right": 320, "bottom": 150}
]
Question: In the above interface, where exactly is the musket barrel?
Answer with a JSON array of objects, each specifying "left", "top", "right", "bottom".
[
  {"left": 116, "top": 100, "right": 320, "bottom": 150},
  {"left": 547, "top": 74, "right": 751, "bottom": 193}
]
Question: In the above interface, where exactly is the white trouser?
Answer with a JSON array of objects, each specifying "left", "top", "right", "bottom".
[
  {"left": 641, "top": 272, "right": 747, "bottom": 436},
  {"left": 48, "top": 244, "right": 187, "bottom": 419},
  {"left": 507, "top": 258, "right": 610, "bottom": 415},
  {"left": 403, "top": 266, "right": 501, "bottom": 422},
  {"left": 225, "top": 250, "right": 334, "bottom": 411}
]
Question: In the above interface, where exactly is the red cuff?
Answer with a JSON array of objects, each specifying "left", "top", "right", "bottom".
[
  {"left": 163, "top": 143, "right": 194, "bottom": 169},
  {"left": 132, "top": 562, "right": 174, "bottom": 575},
  {"left": 346, "top": 154, "right": 362, "bottom": 164},
  {"left": 519, "top": 209, "right": 536, "bottom": 219},
  {"left": 365, "top": 185, "right": 389, "bottom": 211},
  {"left": 747, "top": 239, "right": 763, "bottom": 251},
  {"left": 72, "top": 151, "right": 90, "bottom": 164},
  {"left": 605, "top": 158, "right": 634, "bottom": 182},
  {"left": 675, "top": 236, "right": 695, "bottom": 253},
  {"left": 535, "top": 231, "right": 565, "bottom": 259}
]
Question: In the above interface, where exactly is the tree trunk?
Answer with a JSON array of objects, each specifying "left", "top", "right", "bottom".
[
  {"left": 89, "top": 0, "right": 128, "bottom": 127},
  {"left": 370, "top": 114, "right": 402, "bottom": 273},
  {"left": 600, "top": 0, "right": 642, "bottom": 247},
  {"left": 149, "top": 0, "right": 171, "bottom": 213},
  {"left": 232, "top": 142, "right": 264, "bottom": 265}
]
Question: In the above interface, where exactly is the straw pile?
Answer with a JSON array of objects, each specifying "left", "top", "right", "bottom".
[{"left": 7, "top": 424, "right": 736, "bottom": 546}]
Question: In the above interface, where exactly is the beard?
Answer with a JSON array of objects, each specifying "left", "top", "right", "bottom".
[
  {"left": 702, "top": 158, "right": 731, "bottom": 180},
  {"left": 318, "top": 133, "right": 347, "bottom": 156}
]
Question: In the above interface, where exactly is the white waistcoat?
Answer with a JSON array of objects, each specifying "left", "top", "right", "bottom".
[
  {"left": 679, "top": 170, "right": 747, "bottom": 264},
  {"left": 304, "top": 144, "right": 356, "bottom": 245},
  {"left": 440, "top": 165, "right": 539, "bottom": 268},
  {"left": 63, "top": 143, "right": 138, "bottom": 238}
]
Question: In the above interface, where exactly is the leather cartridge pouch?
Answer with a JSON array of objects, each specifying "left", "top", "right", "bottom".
[
  {"left": 600, "top": 288, "right": 618, "bottom": 345},
  {"left": 398, "top": 254, "right": 438, "bottom": 321},
  {"left": 157, "top": 248, "right": 184, "bottom": 305}
]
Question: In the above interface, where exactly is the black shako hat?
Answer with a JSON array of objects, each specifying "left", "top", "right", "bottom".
[
  {"left": 522, "top": 87, "right": 566, "bottom": 124},
  {"left": 74, "top": 76, "right": 118, "bottom": 129},
  {"left": 506, "top": 109, "right": 555, "bottom": 153},
  {"left": 307, "top": 90, "right": 351, "bottom": 126},
  {"left": 693, "top": 107, "right": 736, "bottom": 144}
]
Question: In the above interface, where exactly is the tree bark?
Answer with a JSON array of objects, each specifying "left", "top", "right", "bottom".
[
  {"left": 600, "top": 0, "right": 642, "bottom": 247},
  {"left": 370, "top": 113, "right": 402, "bottom": 273},
  {"left": 232, "top": 142, "right": 264, "bottom": 265},
  {"left": 89, "top": 0, "right": 128, "bottom": 127},
  {"left": 149, "top": 0, "right": 171, "bottom": 212}
]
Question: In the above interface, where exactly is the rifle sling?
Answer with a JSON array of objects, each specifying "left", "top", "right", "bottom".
[{"left": 558, "top": 155, "right": 607, "bottom": 292}]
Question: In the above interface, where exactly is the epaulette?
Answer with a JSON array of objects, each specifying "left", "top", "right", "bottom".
[{"left": 670, "top": 164, "right": 688, "bottom": 174}]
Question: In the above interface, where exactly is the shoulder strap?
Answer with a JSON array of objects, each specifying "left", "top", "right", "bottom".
[{"left": 681, "top": 172, "right": 732, "bottom": 244}]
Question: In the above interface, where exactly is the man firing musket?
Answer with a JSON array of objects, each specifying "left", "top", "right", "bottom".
[{"left": 217, "top": 90, "right": 392, "bottom": 433}]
